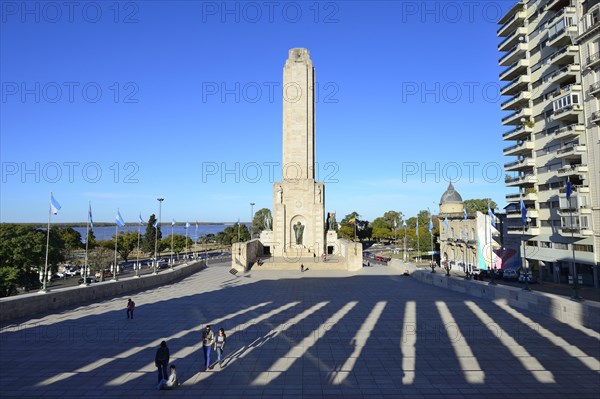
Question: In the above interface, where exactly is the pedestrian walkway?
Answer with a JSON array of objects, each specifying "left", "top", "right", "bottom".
[{"left": 1, "top": 262, "right": 599, "bottom": 398}]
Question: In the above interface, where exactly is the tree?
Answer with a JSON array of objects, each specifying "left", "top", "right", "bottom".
[
  {"left": 59, "top": 227, "right": 83, "bottom": 254},
  {"left": 162, "top": 234, "right": 193, "bottom": 256},
  {"left": 339, "top": 212, "right": 370, "bottom": 241},
  {"left": 105, "top": 231, "right": 139, "bottom": 262},
  {"left": 215, "top": 223, "right": 251, "bottom": 246},
  {"left": 464, "top": 199, "right": 498, "bottom": 214},
  {"left": 88, "top": 246, "right": 113, "bottom": 282},
  {"left": 0, "top": 224, "right": 64, "bottom": 296},
  {"left": 142, "top": 214, "right": 162, "bottom": 254},
  {"left": 252, "top": 208, "right": 272, "bottom": 235},
  {"left": 86, "top": 229, "right": 97, "bottom": 250}
]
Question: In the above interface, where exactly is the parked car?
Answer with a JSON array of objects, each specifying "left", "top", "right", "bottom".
[
  {"left": 95, "top": 270, "right": 113, "bottom": 279},
  {"left": 78, "top": 277, "right": 96, "bottom": 284},
  {"left": 503, "top": 269, "right": 518, "bottom": 281},
  {"left": 518, "top": 272, "right": 535, "bottom": 284}
]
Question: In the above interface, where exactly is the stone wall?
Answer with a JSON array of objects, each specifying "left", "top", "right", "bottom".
[
  {"left": 231, "top": 240, "right": 263, "bottom": 272},
  {"left": 0, "top": 261, "right": 207, "bottom": 323},
  {"left": 411, "top": 269, "right": 600, "bottom": 332}
]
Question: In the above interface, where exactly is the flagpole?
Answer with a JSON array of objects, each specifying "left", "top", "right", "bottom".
[
  {"left": 40, "top": 192, "right": 53, "bottom": 292},
  {"left": 238, "top": 219, "right": 240, "bottom": 243},
  {"left": 136, "top": 215, "right": 141, "bottom": 278},
  {"left": 171, "top": 221, "right": 174, "bottom": 269},
  {"left": 568, "top": 184, "right": 581, "bottom": 300},
  {"left": 113, "top": 210, "right": 119, "bottom": 282},
  {"left": 82, "top": 201, "right": 91, "bottom": 286},
  {"left": 403, "top": 223, "right": 407, "bottom": 263},
  {"left": 195, "top": 222, "right": 198, "bottom": 260},
  {"left": 185, "top": 223, "right": 189, "bottom": 260},
  {"left": 488, "top": 202, "right": 496, "bottom": 285}
]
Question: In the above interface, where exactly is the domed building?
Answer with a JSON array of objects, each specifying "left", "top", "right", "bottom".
[{"left": 437, "top": 183, "right": 500, "bottom": 275}]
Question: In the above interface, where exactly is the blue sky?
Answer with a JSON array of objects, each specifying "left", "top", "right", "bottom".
[{"left": 1, "top": 1, "right": 513, "bottom": 223}]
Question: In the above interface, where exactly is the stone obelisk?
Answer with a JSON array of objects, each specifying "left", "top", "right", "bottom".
[{"left": 270, "top": 48, "right": 325, "bottom": 258}]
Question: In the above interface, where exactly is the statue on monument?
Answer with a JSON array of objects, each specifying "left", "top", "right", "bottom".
[
  {"left": 327, "top": 212, "right": 337, "bottom": 231},
  {"left": 277, "top": 185, "right": 283, "bottom": 204},
  {"left": 293, "top": 221, "right": 304, "bottom": 245},
  {"left": 316, "top": 186, "right": 322, "bottom": 203},
  {"left": 264, "top": 211, "right": 272, "bottom": 231}
]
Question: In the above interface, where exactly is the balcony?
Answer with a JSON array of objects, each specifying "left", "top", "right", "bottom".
[
  {"left": 505, "top": 174, "right": 537, "bottom": 187},
  {"left": 502, "top": 108, "right": 532, "bottom": 126},
  {"left": 498, "top": 11, "right": 527, "bottom": 37},
  {"left": 501, "top": 91, "right": 531, "bottom": 111},
  {"left": 560, "top": 226, "right": 593, "bottom": 236},
  {"left": 559, "top": 185, "right": 589, "bottom": 195},
  {"left": 504, "top": 140, "right": 534, "bottom": 156},
  {"left": 501, "top": 75, "right": 530, "bottom": 96},
  {"left": 502, "top": 124, "right": 533, "bottom": 141},
  {"left": 592, "top": 111, "right": 600, "bottom": 124},
  {"left": 556, "top": 142, "right": 586, "bottom": 159},
  {"left": 499, "top": 43, "right": 528, "bottom": 66},
  {"left": 553, "top": 123, "right": 584, "bottom": 140},
  {"left": 500, "top": 59, "right": 529, "bottom": 81},
  {"left": 577, "top": 16, "right": 600, "bottom": 42},
  {"left": 504, "top": 158, "right": 535, "bottom": 171},
  {"left": 507, "top": 225, "right": 540, "bottom": 235},
  {"left": 557, "top": 164, "right": 588, "bottom": 177},
  {"left": 549, "top": 45, "right": 578, "bottom": 66},
  {"left": 498, "top": 26, "right": 528, "bottom": 51},
  {"left": 590, "top": 82, "right": 600, "bottom": 97},
  {"left": 553, "top": 104, "right": 583, "bottom": 122},
  {"left": 587, "top": 51, "right": 600, "bottom": 69},
  {"left": 506, "top": 192, "right": 537, "bottom": 202},
  {"left": 547, "top": 24, "right": 578, "bottom": 48},
  {"left": 543, "top": 64, "right": 580, "bottom": 86},
  {"left": 550, "top": 84, "right": 581, "bottom": 99},
  {"left": 507, "top": 209, "right": 538, "bottom": 219}
]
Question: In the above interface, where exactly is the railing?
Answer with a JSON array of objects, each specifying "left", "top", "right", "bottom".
[
  {"left": 542, "top": 64, "right": 576, "bottom": 83},
  {"left": 557, "top": 141, "right": 582, "bottom": 154},
  {"left": 592, "top": 111, "right": 600, "bottom": 122},
  {"left": 554, "top": 123, "right": 582, "bottom": 136},
  {"left": 499, "top": 44, "right": 525, "bottom": 64},
  {"left": 587, "top": 51, "right": 600, "bottom": 67},
  {"left": 497, "top": 10, "right": 525, "bottom": 36},
  {"left": 557, "top": 164, "right": 587, "bottom": 174},
  {"left": 554, "top": 104, "right": 582, "bottom": 116},
  {"left": 590, "top": 81, "right": 600, "bottom": 93}
]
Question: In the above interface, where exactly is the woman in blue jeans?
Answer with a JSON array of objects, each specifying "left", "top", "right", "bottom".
[{"left": 213, "top": 328, "right": 227, "bottom": 369}]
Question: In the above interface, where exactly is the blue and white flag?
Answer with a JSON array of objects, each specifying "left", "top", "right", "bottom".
[
  {"left": 520, "top": 196, "right": 527, "bottom": 226},
  {"left": 116, "top": 211, "right": 125, "bottom": 227},
  {"left": 428, "top": 218, "right": 434, "bottom": 233},
  {"left": 566, "top": 179, "right": 573, "bottom": 201},
  {"left": 403, "top": 220, "right": 406, "bottom": 228},
  {"left": 138, "top": 213, "right": 144, "bottom": 225},
  {"left": 488, "top": 205, "right": 496, "bottom": 228},
  {"left": 50, "top": 194, "right": 61, "bottom": 215},
  {"left": 416, "top": 218, "right": 419, "bottom": 237},
  {"left": 153, "top": 219, "right": 158, "bottom": 228},
  {"left": 186, "top": 221, "right": 190, "bottom": 228},
  {"left": 444, "top": 217, "right": 449, "bottom": 232},
  {"left": 89, "top": 204, "right": 94, "bottom": 229},
  {"left": 172, "top": 218, "right": 176, "bottom": 226},
  {"left": 463, "top": 208, "right": 468, "bottom": 221}
]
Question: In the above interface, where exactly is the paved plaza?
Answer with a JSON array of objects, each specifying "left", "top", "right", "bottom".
[{"left": 1, "top": 262, "right": 599, "bottom": 399}]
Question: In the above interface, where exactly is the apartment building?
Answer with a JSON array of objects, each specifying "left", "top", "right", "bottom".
[{"left": 498, "top": 0, "right": 599, "bottom": 287}]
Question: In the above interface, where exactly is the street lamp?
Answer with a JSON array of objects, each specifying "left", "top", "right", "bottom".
[
  {"left": 250, "top": 202, "right": 255, "bottom": 238},
  {"left": 154, "top": 198, "right": 164, "bottom": 274},
  {"left": 522, "top": 216, "right": 531, "bottom": 291}
]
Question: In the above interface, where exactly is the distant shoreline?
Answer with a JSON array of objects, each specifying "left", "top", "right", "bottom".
[{"left": 1, "top": 222, "right": 240, "bottom": 228}]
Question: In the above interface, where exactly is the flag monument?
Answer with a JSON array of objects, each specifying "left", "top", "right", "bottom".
[{"left": 40, "top": 193, "right": 61, "bottom": 292}]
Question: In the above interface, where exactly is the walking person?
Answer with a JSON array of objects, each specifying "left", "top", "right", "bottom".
[
  {"left": 126, "top": 298, "right": 135, "bottom": 319},
  {"left": 202, "top": 325, "right": 215, "bottom": 371},
  {"left": 213, "top": 328, "right": 227, "bottom": 369},
  {"left": 155, "top": 341, "right": 170, "bottom": 382}
]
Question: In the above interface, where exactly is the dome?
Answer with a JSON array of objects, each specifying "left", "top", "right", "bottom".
[{"left": 440, "top": 182, "right": 463, "bottom": 205}]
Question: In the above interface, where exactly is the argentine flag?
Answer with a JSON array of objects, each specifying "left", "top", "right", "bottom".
[
  {"left": 185, "top": 222, "right": 190, "bottom": 228},
  {"left": 520, "top": 197, "right": 527, "bottom": 226},
  {"left": 488, "top": 205, "right": 496, "bottom": 228},
  {"left": 153, "top": 219, "right": 158, "bottom": 228},
  {"left": 428, "top": 218, "right": 433, "bottom": 233},
  {"left": 89, "top": 205, "right": 94, "bottom": 229},
  {"left": 416, "top": 218, "right": 419, "bottom": 237},
  {"left": 116, "top": 211, "right": 125, "bottom": 227},
  {"left": 172, "top": 218, "right": 176, "bottom": 226},
  {"left": 139, "top": 213, "right": 144, "bottom": 225},
  {"left": 50, "top": 194, "right": 61, "bottom": 215},
  {"left": 463, "top": 208, "right": 468, "bottom": 221}
]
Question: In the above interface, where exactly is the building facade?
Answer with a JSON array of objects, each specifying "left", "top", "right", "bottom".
[
  {"left": 498, "top": 0, "right": 600, "bottom": 286},
  {"left": 437, "top": 183, "right": 501, "bottom": 273}
]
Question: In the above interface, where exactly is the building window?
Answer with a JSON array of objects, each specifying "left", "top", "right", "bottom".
[
  {"left": 526, "top": 240, "right": 538, "bottom": 247},
  {"left": 554, "top": 243, "right": 568, "bottom": 250},
  {"left": 574, "top": 244, "right": 593, "bottom": 252},
  {"left": 540, "top": 241, "right": 552, "bottom": 248}
]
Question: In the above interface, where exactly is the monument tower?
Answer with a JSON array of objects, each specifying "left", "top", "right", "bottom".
[
  {"left": 233, "top": 49, "right": 362, "bottom": 272},
  {"left": 270, "top": 48, "right": 325, "bottom": 258}
]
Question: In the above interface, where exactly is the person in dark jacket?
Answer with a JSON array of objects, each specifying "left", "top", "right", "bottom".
[{"left": 155, "top": 341, "right": 170, "bottom": 382}]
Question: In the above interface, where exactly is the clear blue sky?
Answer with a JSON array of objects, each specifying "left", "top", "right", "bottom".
[{"left": 1, "top": 1, "right": 513, "bottom": 223}]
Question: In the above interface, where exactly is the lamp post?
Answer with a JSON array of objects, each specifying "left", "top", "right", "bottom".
[
  {"left": 250, "top": 202, "right": 255, "bottom": 238},
  {"left": 154, "top": 198, "right": 164, "bottom": 274}
]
